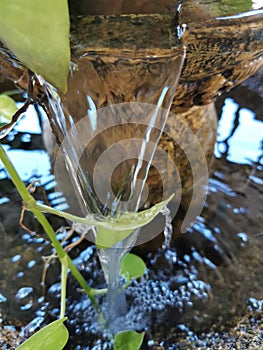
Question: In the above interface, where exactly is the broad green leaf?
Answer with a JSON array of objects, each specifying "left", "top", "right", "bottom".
[
  {"left": 114, "top": 330, "right": 145, "bottom": 350},
  {"left": 0, "top": 0, "right": 70, "bottom": 92},
  {"left": 120, "top": 253, "right": 146, "bottom": 280},
  {"left": 36, "top": 195, "right": 173, "bottom": 248},
  {"left": 17, "top": 317, "right": 69, "bottom": 350},
  {"left": 0, "top": 94, "right": 18, "bottom": 120},
  {"left": 95, "top": 194, "right": 173, "bottom": 248}
]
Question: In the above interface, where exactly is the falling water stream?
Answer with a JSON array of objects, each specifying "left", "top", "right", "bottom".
[
  {"left": 161, "top": 206, "right": 174, "bottom": 250},
  {"left": 42, "top": 47, "right": 185, "bottom": 329}
]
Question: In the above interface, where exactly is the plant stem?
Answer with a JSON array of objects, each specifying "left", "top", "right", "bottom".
[
  {"left": 60, "top": 256, "right": 68, "bottom": 319},
  {"left": 0, "top": 143, "right": 97, "bottom": 307},
  {"left": 33, "top": 202, "right": 95, "bottom": 225}
]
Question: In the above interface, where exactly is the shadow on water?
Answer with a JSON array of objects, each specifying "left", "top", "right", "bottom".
[{"left": 0, "top": 76, "right": 263, "bottom": 349}]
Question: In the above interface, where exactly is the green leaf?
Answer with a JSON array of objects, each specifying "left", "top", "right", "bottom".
[
  {"left": 95, "top": 194, "right": 173, "bottom": 248},
  {"left": 0, "top": 0, "right": 70, "bottom": 92},
  {"left": 97, "top": 194, "right": 173, "bottom": 233},
  {"left": 114, "top": 330, "right": 145, "bottom": 350},
  {"left": 17, "top": 317, "right": 69, "bottom": 350},
  {"left": 0, "top": 94, "right": 18, "bottom": 120},
  {"left": 120, "top": 253, "right": 146, "bottom": 280},
  {"left": 96, "top": 226, "right": 134, "bottom": 249},
  {"left": 35, "top": 195, "right": 173, "bottom": 248}
]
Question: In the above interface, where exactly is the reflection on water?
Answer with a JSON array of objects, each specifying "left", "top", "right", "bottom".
[
  {"left": 0, "top": 146, "right": 51, "bottom": 182},
  {"left": 0, "top": 105, "right": 50, "bottom": 182},
  {"left": 0, "top": 78, "right": 263, "bottom": 348},
  {"left": 215, "top": 97, "right": 263, "bottom": 164}
]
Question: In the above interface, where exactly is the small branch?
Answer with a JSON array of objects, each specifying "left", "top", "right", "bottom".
[{"left": 0, "top": 99, "right": 31, "bottom": 135}]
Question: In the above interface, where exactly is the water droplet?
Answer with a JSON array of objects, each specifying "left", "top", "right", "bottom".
[
  {"left": 178, "top": 324, "right": 189, "bottom": 332},
  {"left": 15, "top": 287, "right": 33, "bottom": 301},
  {"left": 27, "top": 260, "right": 36, "bottom": 269},
  {"left": 147, "top": 340, "right": 155, "bottom": 347},
  {"left": 37, "top": 296, "right": 45, "bottom": 303},
  {"left": 11, "top": 254, "right": 21, "bottom": 263},
  {"left": 21, "top": 303, "right": 33, "bottom": 310},
  {"left": 17, "top": 271, "right": 24, "bottom": 278}
]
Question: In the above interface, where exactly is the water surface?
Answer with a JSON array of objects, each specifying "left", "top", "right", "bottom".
[{"left": 0, "top": 72, "right": 262, "bottom": 348}]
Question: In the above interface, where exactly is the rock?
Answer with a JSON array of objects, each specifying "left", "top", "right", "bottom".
[{"left": 0, "top": 2, "right": 262, "bottom": 215}]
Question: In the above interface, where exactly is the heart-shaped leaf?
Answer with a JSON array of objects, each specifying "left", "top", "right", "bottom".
[
  {"left": 120, "top": 253, "right": 146, "bottom": 280},
  {"left": 114, "top": 330, "right": 145, "bottom": 350},
  {"left": 17, "top": 317, "right": 69, "bottom": 350},
  {"left": 0, "top": 0, "right": 70, "bottom": 92}
]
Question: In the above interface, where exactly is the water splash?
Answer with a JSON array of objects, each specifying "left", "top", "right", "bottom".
[{"left": 161, "top": 205, "right": 173, "bottom": 249}]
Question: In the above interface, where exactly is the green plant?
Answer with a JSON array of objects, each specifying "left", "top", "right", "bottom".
[
  {"left": 114, "top": 331, "right": 145, "bottom": 350},
  {"left": 0, "top": 139, "right": 157, "bottom": 349},
  {"left": 0, "top": 67, "right": 173, "bottom": 350}
]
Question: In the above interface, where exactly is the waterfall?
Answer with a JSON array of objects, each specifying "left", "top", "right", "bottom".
[{"left": 42, "top": 47, "right": 185, "bottom": 332}]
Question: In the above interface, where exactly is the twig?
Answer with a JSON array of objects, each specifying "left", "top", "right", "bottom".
[
  {"left": 19, "top": 204, "right": 37, "bottom": 235},
  {"left": 64, "top": 233, "right": 86, "bottom": 252},
  {"left": 42, "top": 253, "right": 58, "bottom": 293}
]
